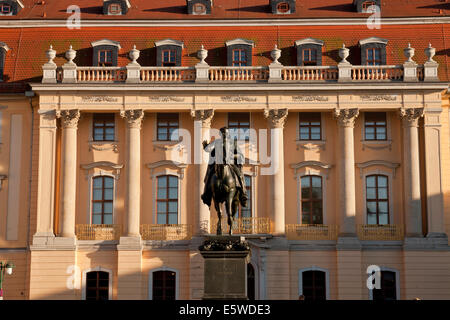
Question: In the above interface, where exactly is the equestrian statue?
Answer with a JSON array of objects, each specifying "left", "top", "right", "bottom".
[{"left": 201, "top": 127, "right": 248, "bottom": 235}]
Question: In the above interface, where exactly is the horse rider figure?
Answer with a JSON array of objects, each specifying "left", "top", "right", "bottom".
[{"left": 201, "top": 127, "right": 248, "bottom": 208}]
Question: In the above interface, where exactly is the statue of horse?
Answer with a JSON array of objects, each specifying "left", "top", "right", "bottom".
[{"left": 210, "top": 163, "right": 242, "bottom": 235}]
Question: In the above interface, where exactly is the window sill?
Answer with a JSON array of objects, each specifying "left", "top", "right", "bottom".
[
  {"left": 296, "top": 140, "right": 326, "bottom": 151},
  {"left": 361, "top": 140, "right": 392, "bottom": 151},
  {"left": 88, "top": 140, "right": 119, "bottom": 152}
]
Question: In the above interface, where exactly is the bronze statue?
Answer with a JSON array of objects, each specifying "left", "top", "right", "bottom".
[{"left": 201, "top": 127, "right": 248, "bottom": 235}]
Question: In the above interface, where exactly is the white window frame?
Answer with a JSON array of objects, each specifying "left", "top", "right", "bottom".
[
  {"left": 368, "top": 267, "right": 400, "bottom": 300},
  {"left": 88, "top": 173, "right": 117, "bottom": 225},
  {"left": 298, "top": 266, "right": 330, "bottom": 300},
  {"left": 153, "top": 171, "right": 182, "bottom": 225},
  {"left": 362, "top": 170, "right": 394, "bottom": 225},
  {"left": 148, "top": 266, "right": 179, "bottom": 300},
  {"left": 82, "top": 267, "right": 113, "bottom": 300}
]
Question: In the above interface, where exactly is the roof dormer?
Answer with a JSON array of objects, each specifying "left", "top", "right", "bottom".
[
  {"left": 186, "top": 0, "right": 212, "bottom": 15},
  {"left": 155, "top": 39, "right": 184, "bottom": 67},
  {"left": 103, "top": 0, "right": 130, "bottom": 16},
  {"left": 0, "top": 41, "right": 9, "bottom": 81},
  {"left": 91, "top": 39, "right": 121, "bottom": 66},
  {"left": 353, "top": 0, "right": 380, "bottom": 13},
  {"left": 0, "top": 0, "right": 24, "bottom": 16},
  {"left": 270, "top": 0, "right": 296, "bottom": 15}
]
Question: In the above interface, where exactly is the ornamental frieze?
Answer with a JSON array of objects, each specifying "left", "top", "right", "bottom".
[
  {"left": 291, "top": 95, "right": 329, "bottom": 102},
  {"left": 221, "top": 96, "right": 257, "bottom": 103},
  {"left": 148, "top": 96, "right": 185, "bottom": 102},
  {"left": 359, "top": 95, "right": 398, "bottom": 101},
  {"left": 81, "top": 96, "right": 119, "bottom": 103}
]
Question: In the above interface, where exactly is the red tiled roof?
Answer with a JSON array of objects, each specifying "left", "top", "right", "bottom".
[
  {"left": 0, "top": 0, "right": 449, "bottom": 20},
  {"left": 1, "top": 24, "right": 448, "bottom": 86}
]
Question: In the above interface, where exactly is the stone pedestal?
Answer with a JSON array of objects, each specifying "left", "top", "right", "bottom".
[{"left": 199, "top": 236, "right": 250, "bottom": 300}]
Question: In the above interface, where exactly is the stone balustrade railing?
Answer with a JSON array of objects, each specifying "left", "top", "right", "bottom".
[
  {"left": 286, "top": 224, "right": 339, "bottom": 240},
  {"left": 357, "top": 224, "right": 404, "bottom": 241},
  {"left": 41, "top": 44, "right": 440, "bottom": 84}
]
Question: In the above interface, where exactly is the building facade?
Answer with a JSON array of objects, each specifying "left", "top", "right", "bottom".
[{"left": 0, "top": 0, "right": 450, "bottom": 300}]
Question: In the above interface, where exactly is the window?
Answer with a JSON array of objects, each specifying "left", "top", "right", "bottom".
[
  {"left": 0, "top": 47, "right": 6, "bottom": 82},
  {"left": 0, "top": 3, "right": 11, "bottom": 14},
  {"left": 366, "top": 175, "right": 389, "bottom": 225},
  {"left": 302, "top": 49, "right": 317, "bottom": 66},
  {"left": 302, "top": 271, "right": 326, "bottom": 301},
  {"left": 98, "top": 50, "right": 113, "bottom": 66},
  {"left": 86, "top": 271, "right": 109, "bottom": 301},
  {"left": 152, "top": 270, "right": 176, "bottom": 300},
  {"left": 366, "top": 48, "right": 381, "bottom": 66},
  {"left": 299, "top": 113, "right": 321, "bottom": 141},
  {"left": 93, "top": 113, "right": 115, "bottom": 141},
  {"left": 108, "top": 3, "right": 121, "bottom": 14},
  {"left": 240, "top": 175, "right": 252, "bottom": 218},
  {"left": 364, "top": 112, "right": 386, "bottom": 140},
  {"left": 228, "top": 112, "right": 250, "bottom": 141},
  {"left": 372, "top": 271, "right": 397, "bottom": 300},
  {"left": 301, "top": 176, "right": 323, "bottom": 225},
  {"left": 232, "top": 49, "right": 247, "bottom": 67},
  {"left": 277, "top": 2, "right": 290, "bottom": 13},
  {"left": 157, "top": 175, "right": 178, "bottom": 224},
  {"left": 92, "top": 176, "right": 114, "bottom": 225},
  {"left": 362, "top": 1, "right": 376, "bottom": 12},
  {"left": 157, "top": 113, "right": 179, "bottom": 141},
  {"left": 162, "top": 49, "right": 176, "bottom": 67},
  {"left": 247, "top": 264, "right": 255, "bottom": 300},
  {"left": 193, "top": 3, "right": 206, "bottom": 14}
]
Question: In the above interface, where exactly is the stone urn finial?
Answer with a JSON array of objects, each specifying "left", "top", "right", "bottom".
[
  {"left": 339, "top": 44, "right": 350, "bottom": 64},
  {"left": 46, "top": 44, "right": 56, "bottom": 65},
  {"left": 403, "top": 43, "right": 415, "bottom": 63},
  {"left": 65, "top": 45, "right": 76, "bottom": 65},
  {"left": 129, "top": 45, "right": 140, "bottom": 64},
  {"left": 197, "top": 45, "right": 208, "bottom": 64},
  {"left": 271, "top": 44, "right": 281, "bottom": 64},
  {"left": 425, "top": 43, "right": 436, "bottom": 63}
]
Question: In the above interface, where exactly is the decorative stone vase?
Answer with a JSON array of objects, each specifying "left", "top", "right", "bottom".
[
  {"left": 425, "top": 43, "right": 436, "bottom": 62},
  {"left": 129, "top": 45, "right": 140, "bottom": 64},
  {"left": 46, "top": 45, "right": 56, "bottom": 65},
  {"left": 65, "top": 45, "right": 76, "bottom": 64},
  {"left": 339, "top": 44, "right": 350, "bottom": 64},
  {"left": 271, "top": 45, "right": 281, "bottom": 64},
  {"left": 403, "top": 43, "right": 415, "bottom": 63},
  {"left": 198, "top": 45, "right": 208, "bottom": 64}
]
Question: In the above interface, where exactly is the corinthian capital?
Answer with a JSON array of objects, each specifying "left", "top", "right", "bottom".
[
  {"left": 190, "top": 109, "right": 214, "bottom": 128},
  {"left": 56, "top": 109, "right": 80, "bottom": 129},
  {"left": 264, "top": 108, "right": 288, "bottom": 128},
  {"left": 334, "top": 108, "right": 359, "bottom": 127},
  {"left": 399, "top": 107, "right": 424, "bottom": 127},
  {"left": 120, "top": 109, "right": 144, "bottom": 129}
]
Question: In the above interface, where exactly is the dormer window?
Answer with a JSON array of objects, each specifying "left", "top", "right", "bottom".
[
  {"left": 359, "top": 37, "right": 388, "bottom": 66},
  {"left": 187, "top": 0, "right": 212, "bottom": 15},
  {"left": 295, "top": 38, "right": 324, "bottom": 67},
  {"left": 0, "top": 0, "right": 23, "bottom": 16},
  {"left": 354, "top": 0, "right": 380, "bottom": 13},
  {"left": 0, "top": 42, "right": 9, "bottom": 81},
  {"left": 270, "top": 0, "right": 295, "bottom": 14},
  {"left": 226, "top": 39, "right": 254, "bottom": 67},
  {"left": 103, "top": 0, "right": 130, "bottom": 16},
  {"left": 91, "top": 39, "right": 121, "bottom": 67},
  {"left": 155, "top": 39, "right": 184, "bottom": 67}
]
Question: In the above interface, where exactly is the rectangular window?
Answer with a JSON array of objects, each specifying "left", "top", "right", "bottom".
[
  {"left": 232, "top": 49, "right": 247, "bottom": 67},
  {"left": 301, "top": 176, "right": 323, "bottom": 225},
  {"left": 93, "top": 113, "right": 115, "bottom": 141},
  {"left": 302, "top": 49, "right": 317, "bottom": 66},
  {"left": 157, "top": 113, "right": 179, "bottom": 141},
  {"left": 228, "top": 112, "right": 250, "bottom": 141},
  {"left": 366, "top": 175, "right": 389, "bottom": 225},
  {"left": 92, "top": 176, "right": 114, "bottom": 225},
  {"left": 299, "top": 112, "right": 321, "bottom": 141},
  {"left": 162, "top": 50, "right": 176, "bottom": 67},
  {"left": 98, "top": 50, "right": 113, "bottom": 66},
  {"left": 0, "top": 4, "right": 11, "bottom": 14},
  {"left": 366, "top": 48, "right": 381, "bottom": 66},
  {"left": 108, "top": 3, "right": 121, "bottom": 14},
  {"left": 157, "top": 176, "right": 179, "bottom": 225},
  {"left": 364, "top": 112, "right": 386, "bottom": 141}
]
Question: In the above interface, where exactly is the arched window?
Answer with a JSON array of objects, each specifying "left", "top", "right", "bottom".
[
  {"left": 366, "top": 175, "right": 389, "bottom": 225},
  {"left": 362, "top": 1, "right": 376, "bottom": 12},
  {"left": 372, "top": 270, "right": 397, "bottom": 300},
  {"left": 277, "top": 2, "right": 290, "bottom": 13},
  {"left": 247, "top": 263, "right": 255, "bottom": 300},
  {"left": 157, "top": 175, "right": 178, "bottom": 224},
  {"left": 300, "top": 176, "right": 323, "bottom": 224},
  {"left": 302, "top": 270, "right": 326, "bottom": 300},
  {"left": 108, "top": 3, "right": 121, "bottom": 14},
  {"left": 0, "top": 3, "right": 11, "bottom": 14},
  {"left": 86, "top": 271, "right": 109, "bottom": 300},
  {"left": 193, "top": 3, "right": 206, "bottom": 14},
  {"left": 92, "top": 176, "right": 114, "bottom": 224},
  {"left": 152, "top": 270, "right": 176, "bottom": 300}
]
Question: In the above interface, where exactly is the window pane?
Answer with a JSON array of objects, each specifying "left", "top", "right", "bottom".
[
  {"left": 378, "top": 201, "right": 388, "bottom": 214},
  {"left": 301, "top": 177, "right": 310, "bottom": 188},
  {"left": 157, "top": 202, "right": 167, "bottom": 213},
  {"left": 158, "top": 177, "right": 167, "bottom": 188},
  {"left": 378, "top": 213, "right": 389, "bottom": 225},
  {"left": 378, "top": 187, "right": 388, "bottom": 199},
  {"left": 157, "top": 188, "right": 167, "bottom": 199},
  {"left": 169, "top": 176, "right": 178, "bottom": 187},
  {"left": 367, "top": 201, "right": 377, "bottom": 214},
  {"left": 104, "top": 178, "right": 114, "bottom": 188},
  {"left": 366, "top": 187, "right": 376, "bottom": 200},
  {"left": 93, "top": 178, "right": 103, "bottom": 188},
  {"left": 311, "top": 177, "right": 321, "bottom": 188},
  {"left": 312, "top": 188, "right": 321, "bottom": 199},
  {"left": 168, "top": 202, "right": 178, "bottom": 213},
  {"left": 93, "top": 189, "right": 102, "bottom": 201},
  {"left": 168, "top": 188, "right": 178, "bottom": 199},
  {"left": 92, "top": 214, "right": 102, "bottom": 225},
  {"left": 92, "top": 203, "right": 102, "bottom": 214},
  {"left": 103, "top": 214, "right": 113, "bottom": 225},
  {"left": 366, "top": 176, "right": 376, "bottom": 187},
  {"left": 168, "top": 214, "right": 178, "bottom": 225},
  {"left": 367, "top": 213, "right": 377, "bottom": 225},
  {"left": 378, "top": 176, "right": 388, "bottom": 187},
  {"left": 103, "top": 202, "right": 113, "bottom": 214},
  {"left": 157, "top": 214, "right": 166, "bottom": 224}
]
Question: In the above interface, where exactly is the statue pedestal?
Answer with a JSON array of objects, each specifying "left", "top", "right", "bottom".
[{"left": 199, "top": 236, "right": 250, "bottom": 300}]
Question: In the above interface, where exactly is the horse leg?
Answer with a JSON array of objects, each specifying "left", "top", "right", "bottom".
[{"left": 214, "top": 200, "right": 222, "bottom": 235}]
